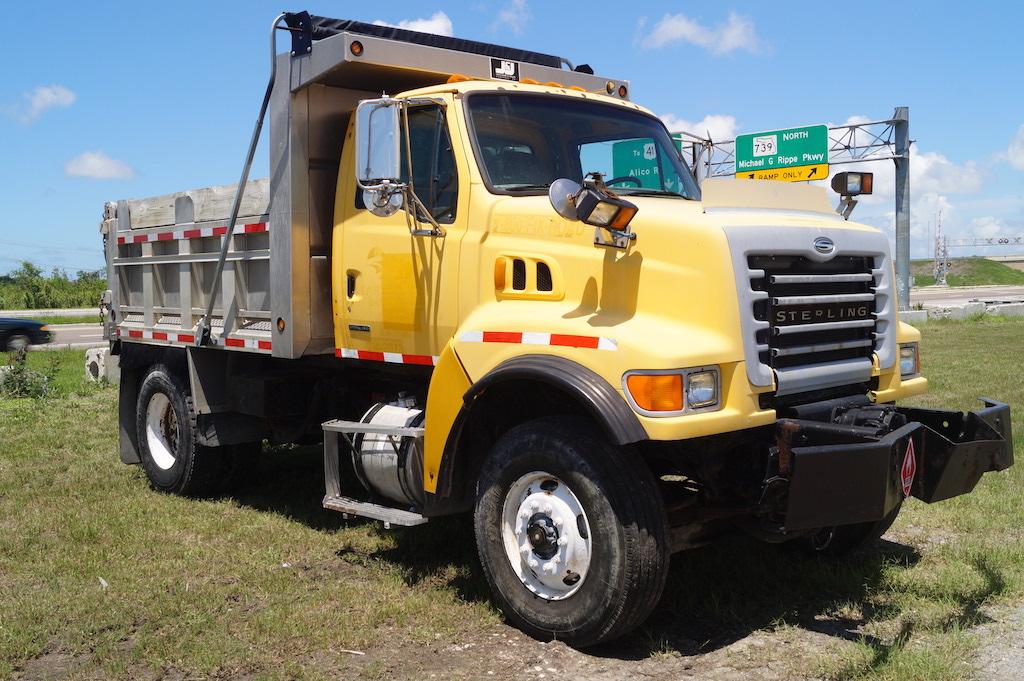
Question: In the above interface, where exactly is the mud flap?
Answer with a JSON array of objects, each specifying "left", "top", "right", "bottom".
[{"left": 778, "top": 399, "right": 1013, "bottom": 532}]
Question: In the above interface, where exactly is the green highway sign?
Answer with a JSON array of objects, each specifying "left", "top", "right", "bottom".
[
  {"left": 610, "top": 134, "right": 686, "bottom": 190},
  {"left": 734, "top": 124, "right": 829, "bottom": 182}
]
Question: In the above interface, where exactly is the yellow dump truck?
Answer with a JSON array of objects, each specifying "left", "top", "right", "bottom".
[{"left": 101, "top": 12, "right": 1013, "bottom": 646}]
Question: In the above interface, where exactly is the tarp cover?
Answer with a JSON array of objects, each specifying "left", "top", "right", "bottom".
[{"left": 306, "top": 15, "right": 564, "bottom": 69}]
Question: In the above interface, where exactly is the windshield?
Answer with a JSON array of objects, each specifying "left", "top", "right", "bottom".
[{"left": 466, "top": 93, "right": 700, "bottom": 199}]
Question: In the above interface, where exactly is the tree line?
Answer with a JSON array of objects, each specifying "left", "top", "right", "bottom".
[{"left": 0, "top": 262, "right": 106, "bottom": 310}]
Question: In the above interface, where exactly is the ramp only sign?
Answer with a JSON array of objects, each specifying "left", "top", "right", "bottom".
[{"left": 735, "top": 124, "right": 828, "bottom": 182}]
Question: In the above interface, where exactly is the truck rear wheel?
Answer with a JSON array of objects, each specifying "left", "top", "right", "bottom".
[
  {"left": 474, "top": 418, "right": 669, "bottom": 647},
  {"left": 136, "top": 365, "right": 230, "bottom": 496}
]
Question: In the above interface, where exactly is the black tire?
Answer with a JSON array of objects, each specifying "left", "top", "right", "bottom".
[
  {"left": 805, "top": 502, "right": 902, "bottom": 556},
  {"left": 6, "top": 333, "right": 30, "bottom": 351},
  {"left": 135, "top": 364, "right": 231, "bottom": 496},
  {"left": 474, "top": 417, "right": 670, "bottom": 647}
]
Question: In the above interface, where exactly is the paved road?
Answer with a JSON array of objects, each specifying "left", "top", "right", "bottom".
[
  {"left": 911, "top": 285, "right": 1024, "bottom": 307},
  {"left": 33, "top": 323, "right": 106, "bottom": 350},
  {"left": 2, "top": 307, "right": 97, "bottom": 318}
]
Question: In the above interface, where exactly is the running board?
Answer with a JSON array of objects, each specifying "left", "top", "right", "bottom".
[
  {"left": 322, "top": 494, "right": 428, "bottom": 527},
  {"left": 321, "top": 418, "right": 428, "bottom": 528}
]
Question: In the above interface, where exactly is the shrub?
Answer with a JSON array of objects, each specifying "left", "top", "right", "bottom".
[{"left": 0, "top": 349, "right": 54, "bottom": 399}]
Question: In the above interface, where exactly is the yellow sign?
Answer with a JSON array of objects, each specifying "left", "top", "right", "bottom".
[{"left": 736, "top": 163, "right": 828, "bottom": 182}]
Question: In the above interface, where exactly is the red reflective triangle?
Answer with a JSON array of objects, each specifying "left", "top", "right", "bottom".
[{"left": 901, "top": 438, "right": 917, "bottom": 497}]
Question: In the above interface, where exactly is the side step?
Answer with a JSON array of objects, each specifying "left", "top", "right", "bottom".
[
  {"left": 321, "top": 418, "right": 428, "bottom": 528},
  {"left": 322, "top": 494, "right": 428, "bottom": 527}
]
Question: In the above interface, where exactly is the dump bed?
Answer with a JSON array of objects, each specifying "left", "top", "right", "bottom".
[{"left": 103, "top": 12, "right": 625, "bottom": 359}]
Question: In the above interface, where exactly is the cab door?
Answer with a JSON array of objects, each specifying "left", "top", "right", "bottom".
[{"left": 334, "top": 99, "right": 468, "bottom": 362}]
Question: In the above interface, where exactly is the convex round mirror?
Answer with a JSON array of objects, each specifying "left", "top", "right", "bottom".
[
  {"left": 363, "top": 187, "right": 404, "bottom": 218},
  {"left": 548, "top": 178, "right": 583, "bottom": 221}
]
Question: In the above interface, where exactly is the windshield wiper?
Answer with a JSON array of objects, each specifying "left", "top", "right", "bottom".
[{"left": 499, "top": 183, "right": 551, "bottom": 191}]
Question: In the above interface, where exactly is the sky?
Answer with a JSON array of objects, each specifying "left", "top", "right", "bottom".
[{"left": 2, "top": 1, "right": 1022, "bottom": 275}]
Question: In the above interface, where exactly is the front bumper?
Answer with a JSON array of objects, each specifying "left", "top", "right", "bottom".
[{"left": 774, "top": 399, "right": 1013, "bottom": 532}]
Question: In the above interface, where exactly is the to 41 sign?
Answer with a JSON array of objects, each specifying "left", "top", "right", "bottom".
[{"left": 735, "top": 124, "right": 829, "bottom": 182}]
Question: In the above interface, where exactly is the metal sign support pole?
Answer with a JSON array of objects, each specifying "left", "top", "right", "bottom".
[{"left": 893, "top": 107, "right": 911, "bottom": 311}]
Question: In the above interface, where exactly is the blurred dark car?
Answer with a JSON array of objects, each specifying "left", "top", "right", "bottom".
[{"left": 0, "top": 318, "right": 51, "bottom": 351}]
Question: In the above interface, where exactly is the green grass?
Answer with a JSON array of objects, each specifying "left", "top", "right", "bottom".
[
  {"left": 2, "top": 321, "right": 1024, "bottom": 679},
  {"left": 33, "top": 314, "right": 102, "bottom": 326},
  {"left": 912, "top": 257, "right": 1024, "bottom": 287},
  {"left": 1, "top": 315, "right": 99, "bottom": 326}
]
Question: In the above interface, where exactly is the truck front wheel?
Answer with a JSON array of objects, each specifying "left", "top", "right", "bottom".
[
  {"left": 474, "top": 418, "right": 669, "bottom": 647},
  {"left": 805, "top": 502, "right": 903, "bottom": 556},
  {"left": 135, "top": 365, "right": 230, "bottom": 496}
]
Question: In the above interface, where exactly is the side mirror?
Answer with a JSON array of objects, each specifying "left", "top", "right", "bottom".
[{"left": 355, "top": 98, "right": 403, "bottom": 217}]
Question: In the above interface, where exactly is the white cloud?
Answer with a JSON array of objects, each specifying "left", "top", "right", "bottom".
[
  {"left": 642, "top": 11, "right": 761, "bottom": 54},
  {"left": 10, "top": 84, "right": 76, "bottom": 123},
  {"left": 913, "top": 150, "right": 984, "bottom": 194},
  {"left": 1007, "top": 124, "right": 1024, "bottom": 170},
  {"left": 967, "top": 216, "right": 1011, "bottom": 238},
  {"left": 65, "top": 151, "right": 135, "bottom": 180},
  {"left": 494, "top": 0, "right": 530, "bottom": 35},
  {"left": 373, "top": 11, "right": 453, "bottom": 37},
  {"left": 660, "top": 113, "right": 739, "bottom": 141}
]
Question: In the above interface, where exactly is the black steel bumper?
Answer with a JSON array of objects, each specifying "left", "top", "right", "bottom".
[{"left": 776, "top": 399, "right": 1013, "bottom": 532}]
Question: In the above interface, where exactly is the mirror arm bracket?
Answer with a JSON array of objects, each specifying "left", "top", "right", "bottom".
[{"left": 405, "top": 189, "right": 447, "bottom": 237}]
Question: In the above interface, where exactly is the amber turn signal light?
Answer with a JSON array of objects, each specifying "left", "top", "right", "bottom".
[{"left": 626, "top": 374, "right": 683, "bottom": 412}]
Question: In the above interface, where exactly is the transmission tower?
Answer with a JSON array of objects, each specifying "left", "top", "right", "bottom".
[{"left": 932, "top": 208, "right": 949, "bottom": 285}]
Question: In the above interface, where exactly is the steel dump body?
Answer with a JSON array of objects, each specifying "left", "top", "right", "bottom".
[{"left": 103, "top": 16, "right": 625, "bottom": 359}]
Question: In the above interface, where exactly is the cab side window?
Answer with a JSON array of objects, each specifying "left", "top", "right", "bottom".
[{"left": 354, "top": 105, "right": 458, "bottom": 223}]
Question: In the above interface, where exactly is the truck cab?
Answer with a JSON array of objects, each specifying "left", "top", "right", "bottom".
[{"left": 103, "top": 12, "right": 1013, "bottom": 647}]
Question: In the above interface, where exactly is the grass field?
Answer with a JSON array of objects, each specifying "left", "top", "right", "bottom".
[
  {"left": 1, "top": 322, "right": 1023, "bottom": 680},
  {"left": 912, "top": 257, "right": 1024, "bottom": 287},
  {"left": 0, "top": 315, "right": 101, "bottom": 326},
  {"left": 34, "top": 315, "right": 102, "bottom": 326}
]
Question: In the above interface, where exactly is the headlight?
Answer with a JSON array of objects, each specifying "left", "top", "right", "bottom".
[
  {"left": 623, "top": 367, "right": 719, "bottom": 416},
  {"left": 899, "top": 342, "right": 919, "bottom": 377},
  {"left": 686, "top": 370, "right": 719, "bottom": 409}
]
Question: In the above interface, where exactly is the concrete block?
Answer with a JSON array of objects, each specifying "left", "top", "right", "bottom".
[
  {"left": 900, "top": 310, "right": 928, "bottom": 324},
  {"left": 948, "top": 302, "right": 986, "bottom": 320},
  {"left": 988, "top": 303, "right": 1024, "bottom": 317},
  {"left": 85, "top": 347, "right": 120, "bottom": 384}
]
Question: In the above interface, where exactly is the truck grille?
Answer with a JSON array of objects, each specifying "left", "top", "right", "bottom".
[{"left": 748, "top": 254, "right": 879, "bottom": 378}]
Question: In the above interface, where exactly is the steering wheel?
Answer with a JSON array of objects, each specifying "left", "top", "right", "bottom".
[{"left": 604, "top": 176, "right": 642, "bottom": 187}]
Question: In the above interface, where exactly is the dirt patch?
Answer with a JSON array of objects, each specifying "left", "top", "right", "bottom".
[
  {"left": 974, "top": 604, "right": 1024, "bottom": 681},
  {"left": 13, "top": 649, "right": 78, "bottom": 680},
  {"left": 11, "top": 625, "right": 841, "bottom": 681},
  {"left": 334, "top": 621, "right": 843, "bottom": 681}
]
